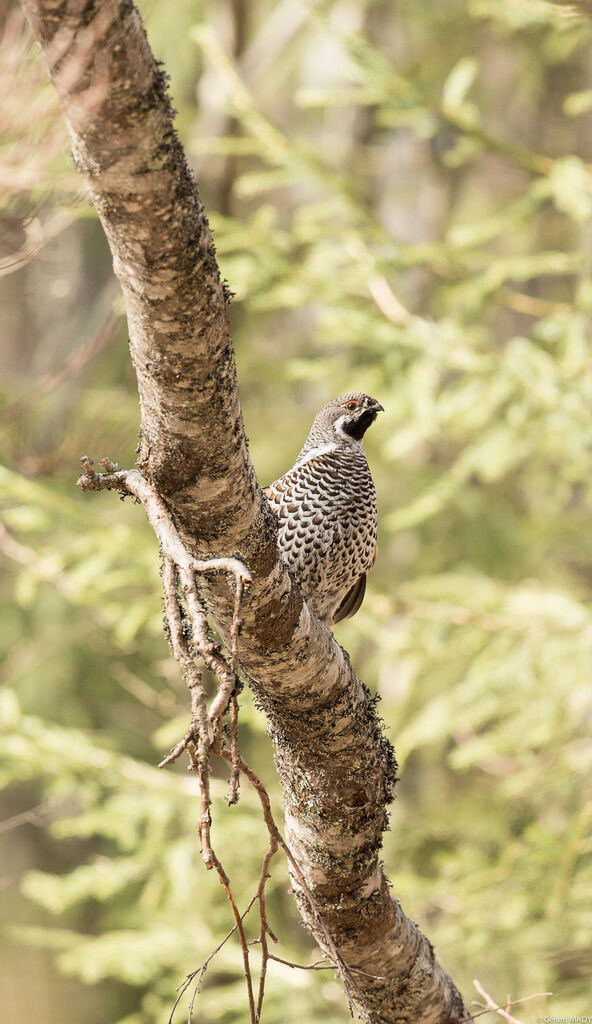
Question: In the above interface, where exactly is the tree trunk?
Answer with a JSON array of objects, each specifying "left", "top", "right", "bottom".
[{"left": 20, "top": 1, "right": 471, "bottom": 1020}]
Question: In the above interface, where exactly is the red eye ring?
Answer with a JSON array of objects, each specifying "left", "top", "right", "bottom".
[{"left": 345, "top": 400, "right": 360, "bottom": 410}]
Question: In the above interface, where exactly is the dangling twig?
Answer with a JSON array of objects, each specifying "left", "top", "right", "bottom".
[
  {"left": 78, "top": 455, "right": 365, "bottom": 1024},
  {"left": 227, "top": 691, "right": 241, "bottom": 805},
  {"left": 161, "top": 557, "right": 212, "bottom": 858},
  {"left": 78, "top": 458, "right": 250, "bottom": 858},
  {"left": 216, "top": 747, "right": 369, "bottom": 1019}
]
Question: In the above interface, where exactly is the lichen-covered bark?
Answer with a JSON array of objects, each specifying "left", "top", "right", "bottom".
[{"left": 21, "top": 2, "right": 471, "bottom": 1020}]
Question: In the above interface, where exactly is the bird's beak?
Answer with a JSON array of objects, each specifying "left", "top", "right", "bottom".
[{"left": 370, "top": 402, "right": 384, "bottom": 413}]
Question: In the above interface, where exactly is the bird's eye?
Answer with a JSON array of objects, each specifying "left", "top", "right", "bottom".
[{"left": 345, "top": 400, "right": 359, "bottom": 410}]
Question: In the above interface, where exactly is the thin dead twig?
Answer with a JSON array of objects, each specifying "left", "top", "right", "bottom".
[
  {"left": 268, "top": 954, "right": 331, "bottom": 971},
  {"left": 158, "top": 559, "right": 244, "bottom": 866},
  {"left": 253, "top": 837, "right": 279, "bottom": 1022},
  {"left": 170, "top": 889, "right": 264, "bottom": 1024},
  {"left": 161, "top": 557, "right": 213, "bottom": 863},
  {"left": 0, "top": 798, "right": 56, "bottom": 834},
  {"left": 217, "top": 747, "right": 368, "bottom": 1018},
  {"left": 174, "top": 742, "right": 373, "bottom": 1024},
  {"left": 458, "top": 981, "right": 553, "bottom": 1024},
  {"left": 210, "top": 850, "right": 257, "bottom": 1023},
  {"left": 79, "top": 455, "right": 256, "bottom": 1020},
  {"left": 267, "top": 954, "right": 382, "bottom": 979},
  {"left": 225, "top": 572, "right": 245, "bottom": 805},
  {"left": 77, "top": 457, "right": 251, "bottom": 590},
  {"left": 227, "top": 691, "right": 241, "bottom": 805},
  {"left": 0, "top": 210, "right": 74, "bottom": 279},
  {"left": 79, "top": 456, "right": 365, "bottom": 1023},
  {"left": 78, "top": 457, "right": 250, "bottom": 864}
]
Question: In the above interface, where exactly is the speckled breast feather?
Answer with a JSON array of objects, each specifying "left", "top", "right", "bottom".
[{"left": 264, "top": 393, "right": 381, "bottom": 626}]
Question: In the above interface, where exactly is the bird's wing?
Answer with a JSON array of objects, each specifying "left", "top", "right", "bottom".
[
  {"left": 333, "top": 573, "right": 367, "bottom": 623},
  {"left": 333, "top": 542, "right": 377, "bottom": 624}
]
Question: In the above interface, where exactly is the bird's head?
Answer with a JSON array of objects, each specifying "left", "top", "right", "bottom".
[{"left": 319, "top": 393, "right": 384, "bottom": 442}]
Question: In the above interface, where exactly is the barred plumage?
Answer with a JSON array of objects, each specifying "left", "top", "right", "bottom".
[{"left": 264, "top": 392, "right": 383, "bottom": 626}]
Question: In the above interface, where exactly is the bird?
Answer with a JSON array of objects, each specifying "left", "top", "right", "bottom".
[{"left": 264, "top": 392, "right": 383, "bottom": 627}]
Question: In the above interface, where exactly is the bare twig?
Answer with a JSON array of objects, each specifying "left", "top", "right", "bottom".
[
  {"left": 230, "top": 576, "right": 245, "bottom": 669},
  {"left": 217, "top": 747, "right": 368, "bottom": 1018},
  {"left": 78, "top": 458, "right": 249, "bottom": 738},
  {"left": 79, "top": 458, "right": 249, "bottom": 862},
  {"left": 160, "top": 557, "right": 213, "bottom": 863},
  {"left": 458, "top": 982, "right": 553, "bottom": 1024},
  {"left": 80, "top": 456, "right": 257, "bottom": 1020},
  {"left": 77, "top": 458, "right": 252, "bottom": 590},
  {"left": 79, "top": 456, "right": 364, "bottom": 1024},
  {"left": 170, "top": 736, "right": 377, "bottom": 1024},
  {"left": 170, "top": 889, "right": 266, "bottom": 1024},
  {"left": 254, "top": 837, "right": 279, "bottom": 1021},
  {"left": 268, "top": 954, "right": 332, "bottom": 971},
  {"left": 0, "top": 798, "right": 56, "bottom": 834},
  {"left": 227, "top": 691, "right": 241, "bottom": 806},
  {"left": 0, "top": 210, "right": 74, "bottom": 278},
  {"left": 267, "top": 954, "right": 383, "bottom": 979},
  {"left": 227, "top": 576, "right": 245, "bottom": 801},
  {"left": 210, "top": 850, "right": 257, "bottom": 1023}
]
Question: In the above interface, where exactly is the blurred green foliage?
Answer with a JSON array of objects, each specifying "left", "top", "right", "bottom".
[{"left": 1, "top": 0, "right": 591, "bottom": 1021}]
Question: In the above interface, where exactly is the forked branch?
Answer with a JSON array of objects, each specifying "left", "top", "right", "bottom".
[{"left": 78, "top": 456, "right": 250, "bottom": 838}]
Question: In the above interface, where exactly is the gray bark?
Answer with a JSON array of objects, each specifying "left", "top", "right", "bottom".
[{"left": 21, "top": 1, "right": 471, "bottom": 1021}]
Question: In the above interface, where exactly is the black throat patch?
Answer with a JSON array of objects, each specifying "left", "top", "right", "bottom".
[{"left": 340, "top": 409, "right": 377, "bottom": 441}]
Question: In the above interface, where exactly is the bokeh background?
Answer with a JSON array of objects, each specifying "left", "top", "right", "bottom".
[{"left": 1, "top": 1, "right": 592, "bottom": 1021}]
